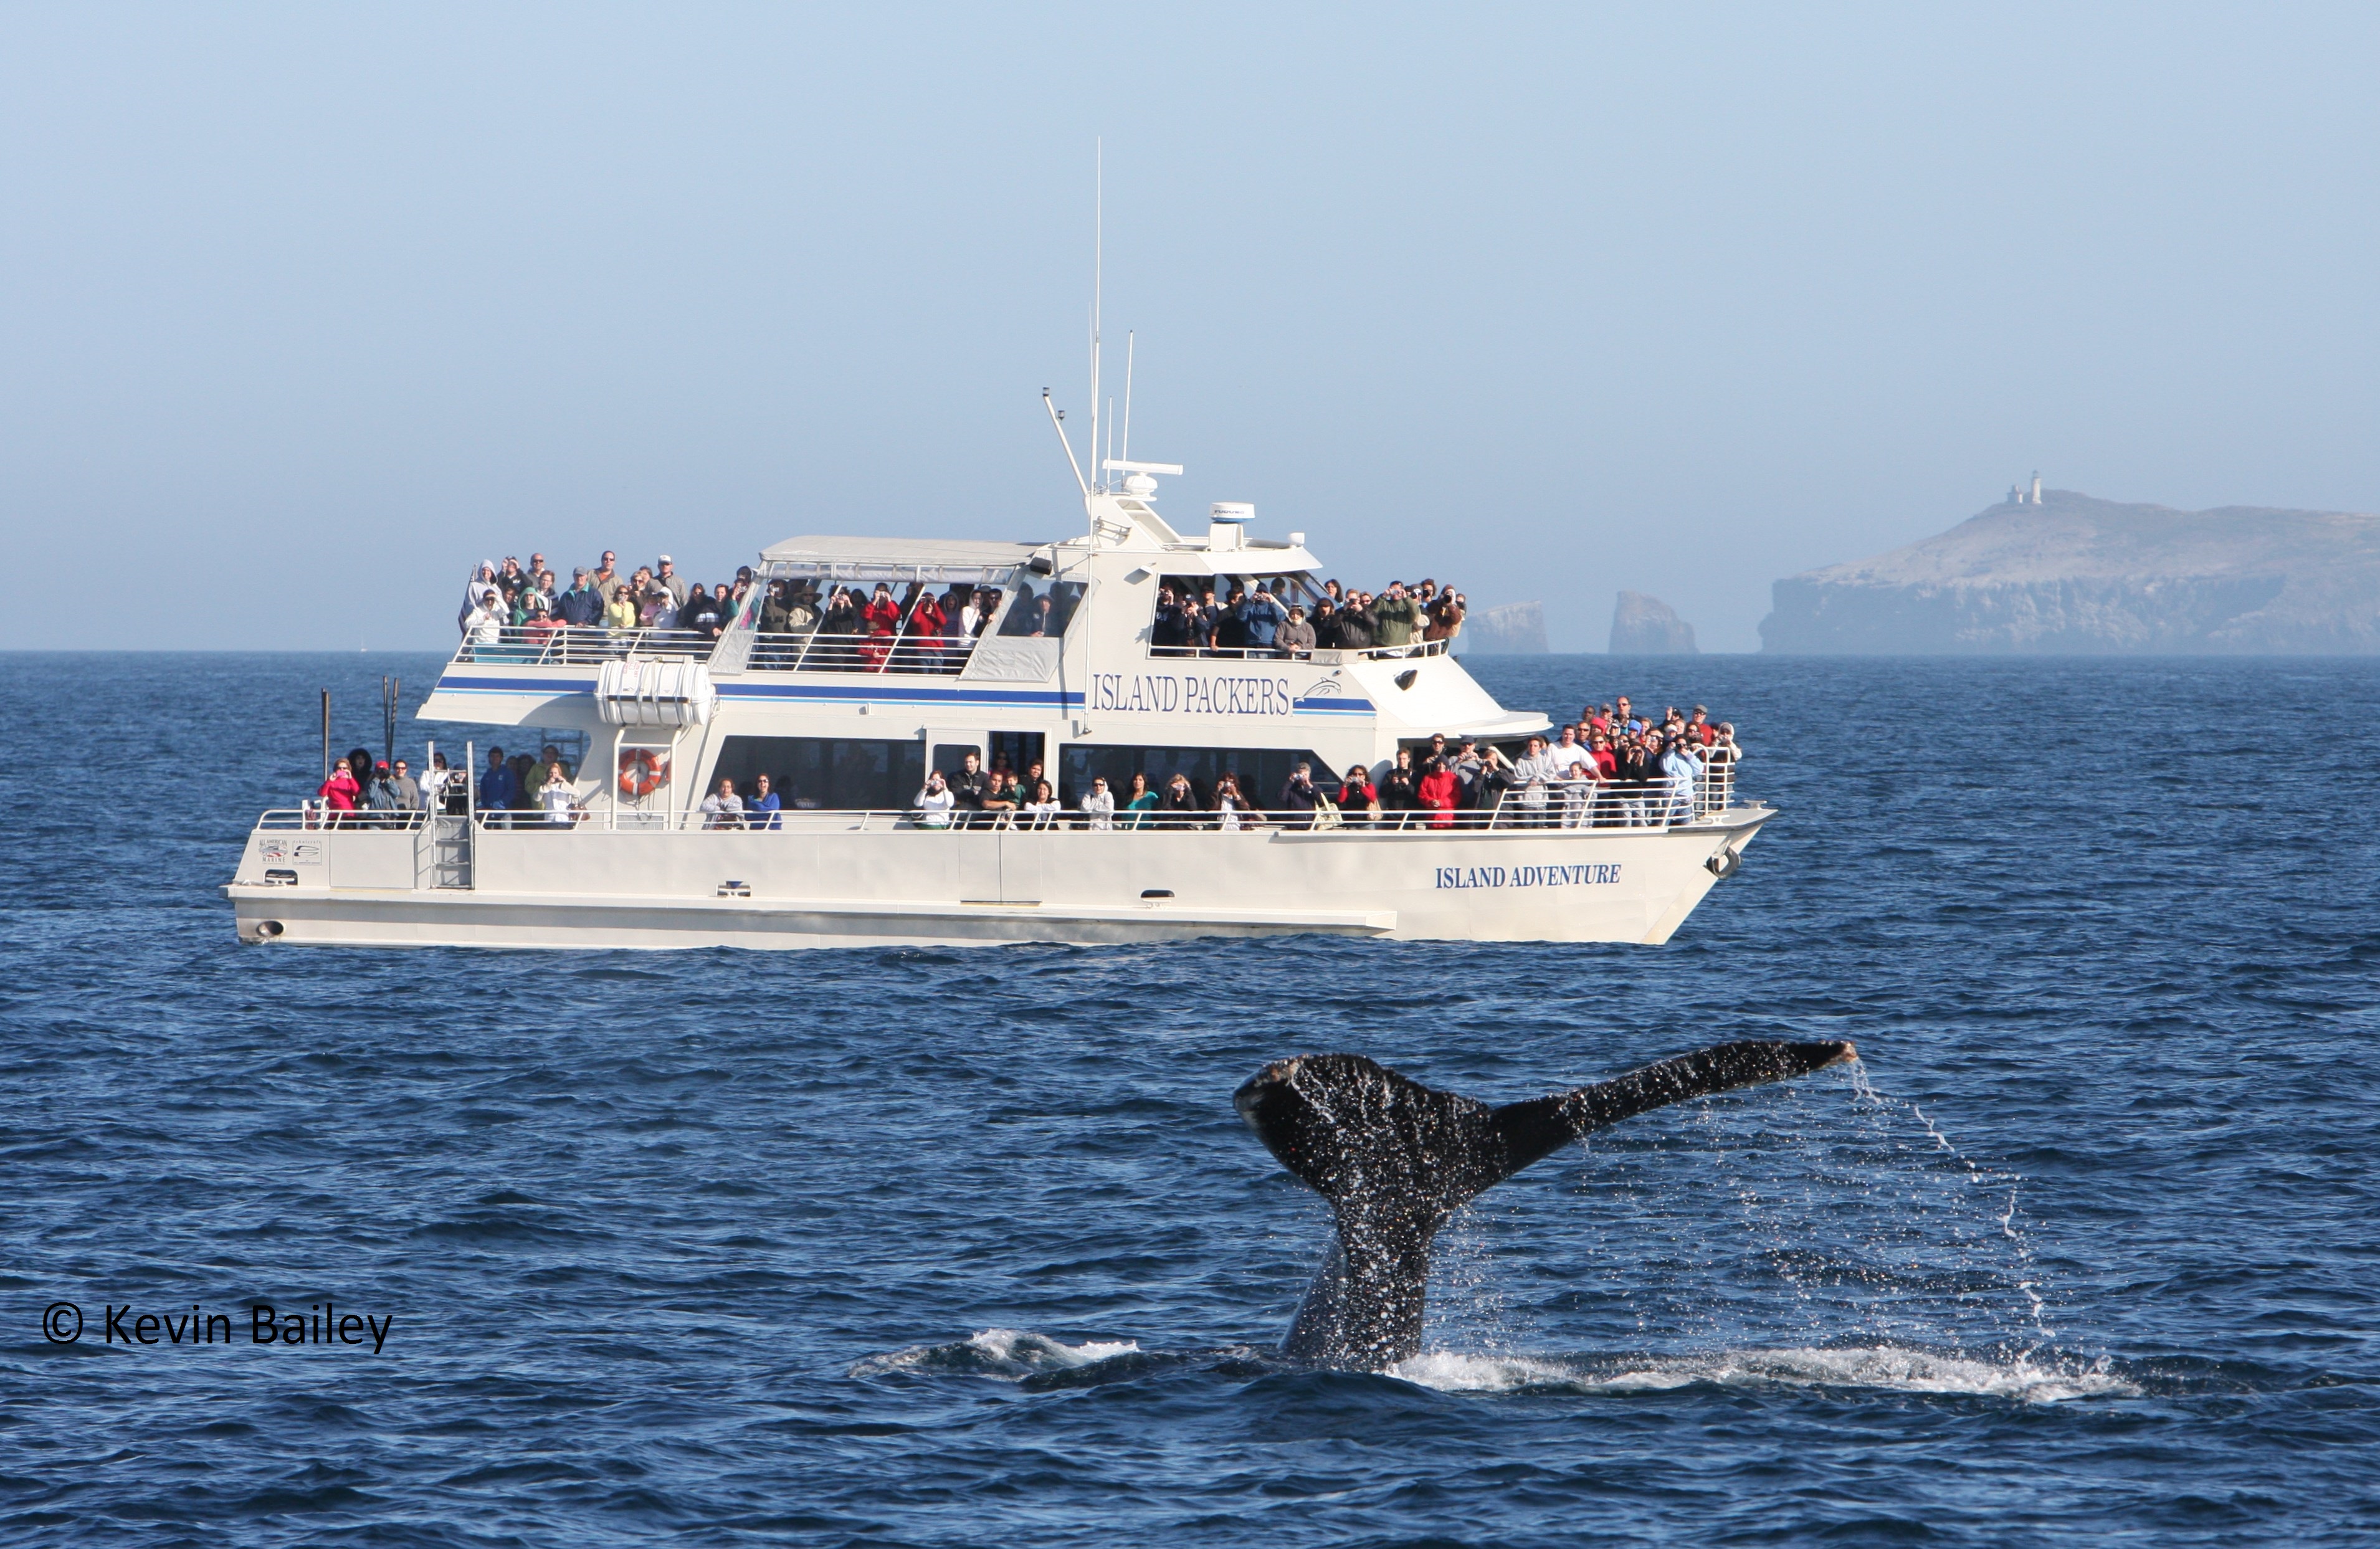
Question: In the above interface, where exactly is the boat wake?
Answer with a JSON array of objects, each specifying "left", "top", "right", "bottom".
[{"left": 853, "top": 1330, "right": 2138, "bottom": 1404}]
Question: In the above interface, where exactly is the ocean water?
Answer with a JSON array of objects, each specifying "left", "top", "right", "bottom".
[{"left": 4, "top": 651, "right": 2378, "bottom": 1547}]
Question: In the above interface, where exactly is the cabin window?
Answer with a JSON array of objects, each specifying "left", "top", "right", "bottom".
[
  {"left": 994, "top": 578, "right": 1087, "bottom": 638},
  {"left": 928, "top": 742, "right": 981, "bottom": 779},
  {"left": 1058, "top": 744, "right": 1332, "bottom": 809},
  {"left": 710, "top": 736, "right": 925, "bottom": 811},
  {"left": 1146, "top": 573, "right": 1323, "bottom": 656}
]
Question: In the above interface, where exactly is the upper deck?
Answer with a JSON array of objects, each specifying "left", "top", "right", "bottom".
[{"left": 419, "top": 490, "right": 1548, "bottom": 766}]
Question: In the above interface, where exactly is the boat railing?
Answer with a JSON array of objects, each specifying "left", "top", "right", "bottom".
[
  {"left": 265, "top": 805, "right": 443, "bottom": 831},
  {"left": 744, "top": 631, "right": 981, "bottom": 676},
  {"left": 257, "top": 776, "right": 1747, "bottom": 839},
  {"left": 1146, "top": 638, "right": 1451, "bottom": 662},
  {"left": 453, "top": 626, "right": 717, "bottom": 665}
]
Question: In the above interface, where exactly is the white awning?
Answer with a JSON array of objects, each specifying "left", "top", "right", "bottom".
[{"left": 759, "top": 535, "right": 1045, "bottom": 567}]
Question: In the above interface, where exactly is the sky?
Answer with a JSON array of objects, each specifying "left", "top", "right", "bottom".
[{"left": 4, "top": 4, "right": 2376, "bottom": 652}]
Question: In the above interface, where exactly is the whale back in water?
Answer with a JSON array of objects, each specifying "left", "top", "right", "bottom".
[{"left": 1233, "top": 1040, "right": 1855, "bottom": 1370}]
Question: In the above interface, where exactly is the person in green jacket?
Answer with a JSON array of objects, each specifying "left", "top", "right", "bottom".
[{"left": 1371, "top": 581, "right": 1420, "bottom": 649}]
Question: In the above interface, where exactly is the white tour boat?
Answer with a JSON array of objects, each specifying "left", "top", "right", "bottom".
[{"left": 227, "top": 465, "right": 1769, "bottom": 950}]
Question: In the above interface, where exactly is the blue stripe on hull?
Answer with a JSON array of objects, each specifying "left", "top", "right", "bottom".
[
  {"left": 432, "top": 675, "right": 1374, "bottom": 718},
  {"left": 429, "top": 674, "right": 1080, "bottom": 711}
]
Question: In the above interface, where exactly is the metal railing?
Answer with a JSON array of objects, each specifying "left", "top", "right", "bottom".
[
  {"left": 745, "top": 631, "right": 983, "bottom": 676},
  {"left": 1146, "top": 637, "right": 1452, "bottom": 662},
  {"left": 453, "top": 626, "right": 716, "bottom": 665},
  {"left": 271, "top": 804, "right": 431, "bottom": 831},
  {"left": 254, "top": 772, "right": 1749, "bottom": 841}
]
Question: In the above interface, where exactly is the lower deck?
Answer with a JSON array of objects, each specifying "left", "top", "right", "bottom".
[{"left": 227, "top": 806, "right": 1769, "bottom": 950}]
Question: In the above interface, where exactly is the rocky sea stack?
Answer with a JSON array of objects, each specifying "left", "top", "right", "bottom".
[
  {"left": 1465, "top": 601, "right": 1548, "bottom": 654},
  {"left": 1609, "top": 591, "right": 1698, "bottom": 654},
  {"left": 1761, "top": 490, "right": 2380, "bottom": 654}
]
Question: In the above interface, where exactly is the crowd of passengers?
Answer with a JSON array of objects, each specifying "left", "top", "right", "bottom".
[
  {"left": 682, "top": 696, "right": 1741, "bottom": 834},
  {"left": 1151, "top": 576, "right": 1464, "bottom": 656},
  {"left": 454, "top": 550, "right": 1467, "bottom": 667},
  {"left": 454, "top": 548, "right": 1075, "bottom": 670},
  {"left": 459, "top": 551, "right": 758, "bottom": 642},
  {"left": 312, "top": 694, "right": 1741, "bottom": 832},
  {"left": 310, "top": 741, "right": 588, "bottom": 826}
]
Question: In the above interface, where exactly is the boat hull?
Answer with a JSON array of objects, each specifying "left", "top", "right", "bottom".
[{"left": 225, "top": 811, "right": 1768, "bottom": 950}]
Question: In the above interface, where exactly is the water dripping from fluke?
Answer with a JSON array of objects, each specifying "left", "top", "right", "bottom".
[{"left": 857, "top": 1041, "right": 2117, "bottom": 1400}]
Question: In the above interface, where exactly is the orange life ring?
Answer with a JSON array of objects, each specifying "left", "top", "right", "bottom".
[{"left": 618, "top": 749, "right": 669, "bottom": 798}]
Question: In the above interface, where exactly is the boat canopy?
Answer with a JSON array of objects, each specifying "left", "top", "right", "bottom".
[{"left": 761, "top": 535, "right": 1043, "bottom": 565}]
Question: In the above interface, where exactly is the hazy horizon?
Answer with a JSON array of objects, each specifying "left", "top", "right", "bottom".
[{"left": 6, "top": 5, "right": 2376, "bottom": 652}]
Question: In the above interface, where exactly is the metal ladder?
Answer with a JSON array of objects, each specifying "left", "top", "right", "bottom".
[{"left": 424, "top": 816, "right": 474, "bottom": 889}]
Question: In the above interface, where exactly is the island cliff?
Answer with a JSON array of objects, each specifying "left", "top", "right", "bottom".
[
  {"left": 1761, "top": 490, "right": 2380, "bottom": 654},
  {"left": 1610, "top": 592, "right": 1698, "bottom": 654}
]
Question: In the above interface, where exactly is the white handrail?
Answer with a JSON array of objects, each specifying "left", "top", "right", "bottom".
[
  {"left": 453, "top": 626, "right": 716, "bottom": 666},
  {"left": 1146, "top": 639, "right": 1452, "bottom": 662},
  {"left": 745, "top": 631, "right": 983, "bottom": 675},
  {"left": 252, "top": 792, "right": 1748, "bottom": 837}
]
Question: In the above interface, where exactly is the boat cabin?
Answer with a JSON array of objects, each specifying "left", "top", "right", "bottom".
[{"left": 419, "top": 487, "right": 1551, "bottom": 826}]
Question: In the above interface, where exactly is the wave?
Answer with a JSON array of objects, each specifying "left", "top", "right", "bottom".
[
  {"left": 858, "top": 1331, "right": 2139, "bottom": 1404},
  {"left": 849, "top": 1328, "right": 1142, "bottom": 1379},
  {"left": 1392, "top": 1344, "right": 2139, "bottom": 1403}
]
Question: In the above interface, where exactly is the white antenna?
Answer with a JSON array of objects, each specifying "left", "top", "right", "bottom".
[
  {"left": 1120, "top": 330, "right": 1135, "bottom": 469},
  {"left": 1088, "top": 139, "right": 1103, "bottom": 495},
  {"left": 1104, "top": 395, "right": 1114, "bottom": 485},
  {"left": 1043, "top": 390, "right": 1088, "bottom": 495}
]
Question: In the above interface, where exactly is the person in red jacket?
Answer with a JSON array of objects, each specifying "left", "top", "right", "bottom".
[
  {"left": 1417, "top": 756, "right": 1460, "bottom": 829},
  {"left": 1336, "top": 765, "right": 1378, "bottom": 828},
  {"left": 859, "top": 583, "right": 902, "bottom": 671},
  {"left": 317, "top": 756, "right": 361, "bottom": 827},
  {"left": 904, "top": 590, "right": 946, "bottom": 672}
]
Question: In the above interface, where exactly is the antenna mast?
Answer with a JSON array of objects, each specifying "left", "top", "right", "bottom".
[
  {"left": 1088, "top": 139, "right": 1103, "bottom": 495},
  {"left": 1121, "top": 330, "right": 1135, "bottom": 469}
]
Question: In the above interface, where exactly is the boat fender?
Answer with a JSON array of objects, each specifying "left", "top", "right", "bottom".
[
  {"left": 619, "top": 749, "right": 669, "bottom": 798},
  {"left": 1706, "top": 847, "right": 1741, "bottom": 880}
]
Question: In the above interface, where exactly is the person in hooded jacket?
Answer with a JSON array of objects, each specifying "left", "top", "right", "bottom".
[
  {"left": 860, "top": 584, "right": 902, "bottom": 670},
  {"left": 905, "top": 589, "right": 946, "bottom": 671},
  {"left": 1277, "top": 605, "right": 1316, "bottom": 659},
  {"left": 463, "top": 587, "right": 507, "bottom": 651},
  {"left": 460, "top": 563, "right": 498, "bottom": 634},
  {"left": 818, "top": 588, "right": 860, "bottom": 666},
  {"left": 683, "top": 585, "right": 726, "bottom": 641},
  {"left": 1416, "top": 756, "right": 1460, "bottom": 829}
]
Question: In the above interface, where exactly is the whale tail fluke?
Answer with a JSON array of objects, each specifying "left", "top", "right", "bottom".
[
  {"left": 1486, "top": 1039, "right": 1858, "bottom": 1180},
  {"left": 1234, "top": 1039, "right": 1855, "bottom": 1370}
]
